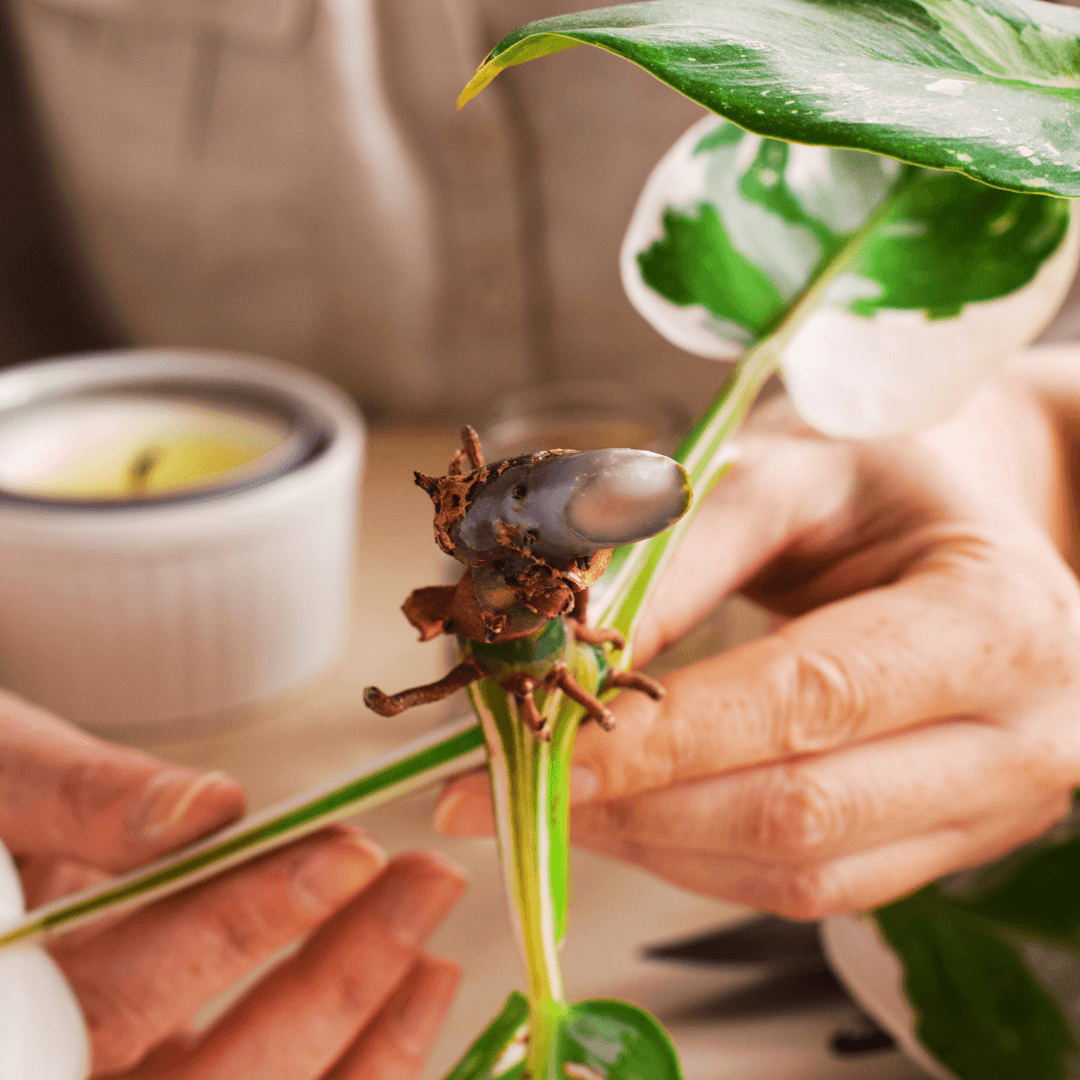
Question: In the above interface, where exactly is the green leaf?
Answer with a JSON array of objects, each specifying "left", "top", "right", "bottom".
[
  {"left": 850, "top": 168, "right": 1072, "bottom": 319},
  {"left": 943, "top": 810, "right": 1080, "bottom": 944},
  {"left": 558, "top": 999, "right": 684, "bottom": 1080},
  {"left": 638, "top": 204, "right": 787, "bottom": 335},
  {"left": 622, "top": 117, "right": 1078, "bottom": 439},
  {"left": 876, "top": 889, "right": 1079, "bottom": 1080},
  {"left": 459, "top": 0, "right": 1080, "bottom": 198},
  {"left": 441, "top": 991, "right": 529, "bottom": 1080},
  {"left": 439, "top": 994, "right": 684, "bottom": 1080}
]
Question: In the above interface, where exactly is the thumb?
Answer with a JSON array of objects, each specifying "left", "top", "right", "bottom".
[
  {"left": 0, "top": 692, "right": 245, "bottom": 872},
  {"left": 630, "top": 411, "right": 854, "bottom": 663}
]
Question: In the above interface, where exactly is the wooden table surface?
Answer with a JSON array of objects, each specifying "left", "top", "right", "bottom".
[{"left": 132, "top": 428, "right": 930, "bottom": 1080}]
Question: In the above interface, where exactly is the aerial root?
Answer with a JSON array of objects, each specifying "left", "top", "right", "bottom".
[{"left": 363, "top": 658, "right": 483, "bottom": 717}]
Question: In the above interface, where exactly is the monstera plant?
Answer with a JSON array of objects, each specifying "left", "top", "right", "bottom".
[{"left": 3, "top": 1, "right": 1080, "bottom": 1078}]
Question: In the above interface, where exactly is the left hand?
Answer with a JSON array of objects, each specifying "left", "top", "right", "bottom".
[
  {"left": 2, "top": 695, "right": 466, "bottom": 1079},
  {"left": 435, "top": 357, "right": 1080, "bottom": 918}
]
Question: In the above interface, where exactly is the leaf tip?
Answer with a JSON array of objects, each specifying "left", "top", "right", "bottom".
[
  {"left": 457, "top": 57, "right": 501, "bottom": 110},
  {"left": 457, "top": 33, "right": 583, "bottom": 110}
]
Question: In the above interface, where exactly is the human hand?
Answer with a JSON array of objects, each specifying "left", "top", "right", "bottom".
[
  {"left": 1, "top": 696, "right": 466, "bottom": 1078},
  {"left": 435, "top": 354, "right": 1080, "bottom": 919}
]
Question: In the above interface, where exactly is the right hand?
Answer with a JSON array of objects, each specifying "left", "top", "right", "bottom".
[
  {"left": 2, "top": 694, "right": 466, "bottom": 1079},
  {"left": 437, "top": 357, "right": 1080, "bottom": 918}
]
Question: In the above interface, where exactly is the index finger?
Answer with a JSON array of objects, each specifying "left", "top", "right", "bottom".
[
  {"left": 0, "top": 693, "right": 246, "bottom": 871},
  {"left": 575, "top": 523, "right": 1080, "bottom": 801}
]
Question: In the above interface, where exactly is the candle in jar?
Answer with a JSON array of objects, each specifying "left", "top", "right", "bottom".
[
  {"left": 0, "top": 393, "right": 301, "bottom": 501},
  {"left": 0, "top": 350, "right": 364, "bottom": 734}
]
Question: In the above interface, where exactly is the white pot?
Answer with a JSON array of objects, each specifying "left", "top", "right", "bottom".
[
  {"left": 0, "top": 349, "right": 364, "bottom": 734},
  {"left": 0, "top": 839, "right": 90, "bottom": 1079}
]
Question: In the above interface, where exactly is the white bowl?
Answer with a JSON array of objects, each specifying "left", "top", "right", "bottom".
[{"left": 0, "top": 349, "right": 364, "bottom": 734}]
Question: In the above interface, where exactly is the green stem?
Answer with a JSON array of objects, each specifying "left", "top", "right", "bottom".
[
  {"left": 595, "top": 188, "right": 898, "bottom": 643},
  {"left": 458, "top": 220, "right": 883, "bottom": 1073},
  {"left": 0, "top": 717, "right": 486, "bottom": 951},
  {"left": 469, "top": 677, "right": 586, "bottom": 1080},
  {"left": 594, "top": 338, "right": 778, "bottom": 644}
]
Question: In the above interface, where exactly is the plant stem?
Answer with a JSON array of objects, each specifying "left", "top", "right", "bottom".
[
  {"left": 0, "top": 717, "right": 486, "bottom": 951},
  {"left": 595, "top": 187, "right": 899, "bottom": 644},
  {"left": 470, "top": 677, "right": 587, "bottom": 1079},
  {"left": 441, "top": 187, "right": 895, "bottom": 1073},
  {"left": 594, "top": 336, "right": 779, "bottom": 644}
]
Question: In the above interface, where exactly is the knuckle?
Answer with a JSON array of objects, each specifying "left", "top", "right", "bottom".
[
  {"left": 55, "top": 758, "right": 129, "bottom": 823},
  {"left": 960, "top": 540, "right": 1080, "bottom": 701},
  {"left": 329, "top": 967, "right": 373, "bottom": 1017},
  {"left": 1025, "top": 578, "right": 1080, "bottom": 691},
  {"left": 766, "top": 641, "right": 869, "bottom": 755},
  {"left": 750, "top": 767, "right": 846, "bottom": 862},
  {"left": 769, "top": 865, "right": 835, "bottom": 922},
  {"left": 206, "top": 898, "right": 273, "bottom": 965}
]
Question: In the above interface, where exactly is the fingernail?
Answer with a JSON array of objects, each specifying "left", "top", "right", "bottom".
[
  {"left": 433, "top": 787, "right": 495, "bottom": 837},
  {"left": 129, "top": 770, "right": 236, "bottom": 842},
  {"left": 569, "top": 763, "right": 599, "bottom": 803},
  {"left": 392, "top": 959, "right": 460, "bottom": 1057},
  {"left": 432, "top": 788, "right": 468, "bottom": 835},
  {"left": 292, "top": 832, "right": 387, "bottom": 914},
  {"left": 379, "top": 854, "right": 467, "bottom": 948}
]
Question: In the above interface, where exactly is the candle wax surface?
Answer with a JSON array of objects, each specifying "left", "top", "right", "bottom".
[
  {"left": 0, "top": 395, "right": 291, "bottom": 499},
  {"left": 47, "top": 435, "right": 268, "bottom": 497}
]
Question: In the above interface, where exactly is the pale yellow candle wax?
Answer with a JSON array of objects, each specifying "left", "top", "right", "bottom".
[{"left": 0, "top": 395, "right": 291, "bottom": 500}]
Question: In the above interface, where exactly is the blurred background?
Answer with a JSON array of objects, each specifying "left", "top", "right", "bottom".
[
  {"left": 4, "top": 3, "right": 1080, "bottom": 1078},
  {"left": 2, "top": 0, "right": 1072, "bottom": 425},
  {"left": 0, "top": 0, "right": 721, "bottom": 419}
]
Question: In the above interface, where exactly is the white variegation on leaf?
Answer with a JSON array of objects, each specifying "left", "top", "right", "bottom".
[
  {"left": 781, "top": 214, "right": 1080, "bottom": 437},
  {"left": 460, "top": 0, "right": 1080, "bottom": 199},
  {"left": 0, "top": 840, "right": 90, "bottom": 1080},
  {"left": 823, "top": 915, "right": 954, "bottom": 1080},
  {"left": 622, "top": 116, "right": 1080, "bottom": 439},
  {"left": 621, "top": 117, "right": 904, "bottom": 359}
]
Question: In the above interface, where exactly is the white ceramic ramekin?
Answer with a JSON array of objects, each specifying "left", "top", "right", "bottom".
[{"left": 0, "top": 349, "right": 364, "bottom": 734}]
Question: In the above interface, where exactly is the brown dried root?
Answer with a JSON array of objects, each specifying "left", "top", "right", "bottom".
[
  {"left": 551, "top": 661, "right": 614, "bottom": 731},
  {"left": 363, "top": 657, "right": 483, "bottom": 716},
  {"left": 415, "top": 449, "right": 579, "bottom": 568},
  {"left": 607, "top": 669, "right": 665, "bottom": 700},
  {"left": 502, "top": 671, "right": 550, "bottom": 740},
  {"left": 402, "top": 585, "right": 456, "bottom": 641},
  {"left": 567, "top": 587, "right": 625, "bottom": 647},
  {"left": 448, "top": 424, "right": 485, "bottom": 475}
]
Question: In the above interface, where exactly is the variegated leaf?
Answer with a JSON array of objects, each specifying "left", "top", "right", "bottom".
[
  {"left": 824, "top": 807, "right": 1080, "bottom": 1080},
  {"left": 559, "top": 999, "right": 684, "bottom": 1080},
  {"left": 441, "top": 992, "right": 529, "bottom": 1080},
  {"left": 439, "top": 993, "right": 685, "bottom": 1080},
  {"left": 622, "top": 116, "right": 1079, "bottom": 438},
  {"left": 459, "top": 0, "right": 1080, "bottom": 198}
]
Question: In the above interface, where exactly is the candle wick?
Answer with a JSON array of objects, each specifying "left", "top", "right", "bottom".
[{"left": 127, "top": 446, "right": 164, "bottom": 495}]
